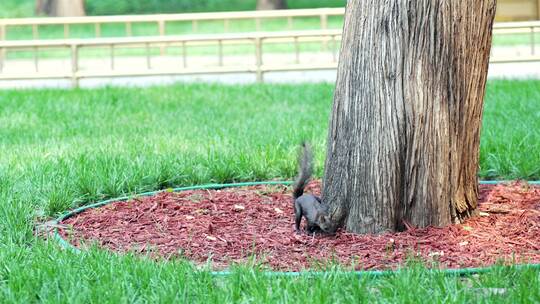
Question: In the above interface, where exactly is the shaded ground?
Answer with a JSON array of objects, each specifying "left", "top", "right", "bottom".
[{"left": 59, "top": 181, "right": 540, "bottom": 271}]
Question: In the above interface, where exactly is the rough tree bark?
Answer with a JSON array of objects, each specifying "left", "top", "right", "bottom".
[
  {"left": 36, "top": 0, "right": 86, "bottom": 17},
  {"left": 322, "top": 0, "right": 497, "bottom": 234},
  {"left": 256, "top": 0, "right": 287, "bottom": 10}
]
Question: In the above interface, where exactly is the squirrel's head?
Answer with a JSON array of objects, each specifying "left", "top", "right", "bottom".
[{"left": 317, "top": 213, "right": 332, "bottom": 232}]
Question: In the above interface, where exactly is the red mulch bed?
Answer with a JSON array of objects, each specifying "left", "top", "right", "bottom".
[{"left": 59, "top": 181, "right": 540, "bottom": 271}]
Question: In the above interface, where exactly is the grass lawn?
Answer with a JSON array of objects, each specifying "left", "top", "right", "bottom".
[{"left": 0, "top": 80, "right": 539, "bottom": 301}]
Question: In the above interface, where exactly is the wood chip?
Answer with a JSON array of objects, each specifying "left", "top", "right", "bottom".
[
  {"left": 486, "top": 208, "right": 510, "bottom": 214},
  {"left": 59, "top": 182, "right": 540, "bottom": 271},
  {"left": 233, "top": 204, "right": 245, "bottom": 212}
]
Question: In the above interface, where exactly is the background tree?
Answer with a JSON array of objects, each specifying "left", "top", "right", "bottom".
[
  {"left": 322, "top": 0, "right": 497, "bottom": 234},
  {"left": 257, "top": 0, "right": 287, "bottom": 10},
  {"left": 36, "top": 0, "right": 86, "bottom": 17}
]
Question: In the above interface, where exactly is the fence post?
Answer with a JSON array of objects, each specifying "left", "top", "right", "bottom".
[
  {"left": 255, "top": 37, "right": 263, "bottom": 82},
  {"left": 64, "top": 24, "right": 70, "bottom": 39},
  {"left": 95, "top": 23, "right": 101, "bottom": 38},
  {"left": 125, "top": 22, "right": 133, "bottom": 36},
  {"left": 320, "top": 14, "right": 328, "bottom": 51},
  {"left": 294, "top": 36, "right": 300, "bottom": 64},
  {"left": 218, "top": 39, "right": 223, "bottom": 66},
  {"left": 158, "top": 20, "right": 165, "bottom": 36},
  {"left": 331, "top": 35, "right": 337, "bottom": 62},
  {"left": 0, "top": 47, "right": 4, "bottom": 72},
  {"left": 32, "top": 24, "right": 39, "bottom": 39},
  {"left": 146, "top": 42, "right": 151, "bottom": 69},
  {"left": 71, "top": 44, "right": 79, "bottom": 88},
  {"left": 320, "top": 14, "right": 328, "bottom": 30},
  {"left": 531, "top": 26, "right": 536, "bottom": 55},
  {"left": 182, "top": 41, "right": 187, "bottom": 68},
  {"left": 0, "top": 24, "right": 5, "bottom": 41},
  {"left": 256, "top": 18, "right": 261, "bottom": 31},
  {"left": 158, "top": 20, "right": 166, "bottom": 55},
  {"left": 110, "top": 44, "right": 115, "bottom": 70},
  {"left": 33, "top": 46, "right": 39, "bottom": 72},
  {"left": 224, "top": 19, "right": 229, "bottom": 33},
  {"left": 0, "top": 25, "right": 5, "bottom": 72}
]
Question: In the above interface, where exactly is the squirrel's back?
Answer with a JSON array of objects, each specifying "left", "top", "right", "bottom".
[{"left": 292, "top": 142, "right": 313, "bottom": 199}]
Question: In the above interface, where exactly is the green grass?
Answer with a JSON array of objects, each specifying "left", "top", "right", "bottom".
[
  {"left": 492, "top": 32, "right": 540, "bottom": 48},
  {"left": 481, "top": 80, "right": 540, "bottom": 179},
  {"left": 0, "top": 0, "right": 34, "bottom": 18},
  {"left": 1, "top": 245, "right": 538, "bottom": 303},
  {"left": 0, "top": 80, "right": 539, "bottom": 301}
]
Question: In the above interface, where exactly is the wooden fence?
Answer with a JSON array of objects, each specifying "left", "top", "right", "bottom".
[
  {"left": 1, "top": 6, "right": 539, "bottom": 42},
  {"left": 0, "top": 30, "right": 342, "bottom": 86},
  {"left": 0, "top": 7, "right": 540, "bottom": 86},
  {"left": 0, "top": 18, "right": 539, "bottom": 87},
  {"left": 0, "top": 8, "right": 344, "bottom": 41}
]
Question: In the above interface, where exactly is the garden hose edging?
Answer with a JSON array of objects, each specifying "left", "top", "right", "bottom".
[{"left": 53, "top": 180, "right": 540, "bottom": 277}]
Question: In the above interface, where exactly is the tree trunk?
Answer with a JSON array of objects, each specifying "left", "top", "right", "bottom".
[
  {"left": 256, "top": 0, "right": 287, "bottom": 10},
  {"left": 36, "top": 0, "right": 85, "bottom": 17},
  {"left": 322, "top": 0, "right": 497, "bottom": 234},
  {"left": 35, "top": 0, "right": 53, "bottom": 16}
]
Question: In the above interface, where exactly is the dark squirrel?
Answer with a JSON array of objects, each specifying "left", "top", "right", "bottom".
[{"left": 292, "top": 142, "right": 331, "bottom": 234}]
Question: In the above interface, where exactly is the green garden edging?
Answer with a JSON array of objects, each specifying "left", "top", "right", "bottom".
[{"left": 53, "top": 180, "right": 540, "bottom": 277}]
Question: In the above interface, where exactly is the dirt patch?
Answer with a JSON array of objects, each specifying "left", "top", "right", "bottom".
[{"left": 59, "top": 181, "right": 540, "bottom": 271}]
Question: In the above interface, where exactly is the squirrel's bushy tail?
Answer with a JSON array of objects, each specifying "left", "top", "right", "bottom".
[{"left": 292, "top": 142, "right": 313, "bottom": 199}]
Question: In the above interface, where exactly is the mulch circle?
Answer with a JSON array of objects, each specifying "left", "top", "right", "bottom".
[{"left": 58, "top": 181, "right": 540, "bottom": 271}]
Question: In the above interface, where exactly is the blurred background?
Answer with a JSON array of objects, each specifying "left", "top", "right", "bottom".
[
  {"left": 3, "top": 0, "right": 346, "bottom": 18},
  {"left": 0, "top": 0, "right": 539, "bottom": 20},
  {"left": 1, "top": 0, "right": 539, "bottom": 89}
]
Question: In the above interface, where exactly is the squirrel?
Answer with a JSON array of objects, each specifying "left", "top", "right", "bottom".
[{"left": 292, "top": 142, "right": 331, "bottom": 234}]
